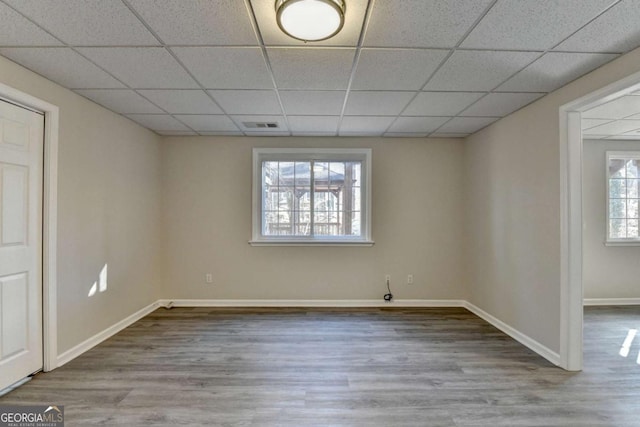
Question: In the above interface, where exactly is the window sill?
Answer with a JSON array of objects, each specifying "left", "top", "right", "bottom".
[
  {"left": 249, "top": 240, "right": 375, "bottom": 247},
  {"left": 604, "top": 240, "right": 640, "bottom": 246}
]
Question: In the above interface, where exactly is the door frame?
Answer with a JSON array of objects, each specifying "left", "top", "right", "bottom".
[
  {"left": 0, "top": 82, "right": 58, "bottom": 372},
  {"left": 559, "top": 69, "right": 640, "bottom": 371}
]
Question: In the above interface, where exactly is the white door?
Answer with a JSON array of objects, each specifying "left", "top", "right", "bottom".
[{"left": 0, "top": 99, "right": 44, "bottom": 390}]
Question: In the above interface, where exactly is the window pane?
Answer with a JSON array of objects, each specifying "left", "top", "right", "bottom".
[
  {"left": 610, "top": 219, "right": 626, "bottom": 238},
  {"left": 629, "top": 199, "right": 639, "bottom": 219},
  {"left": 627, "top": 160, "right": 639, "bottom": 178},
  {"left": 628, "top": 219, "right": 639, "bottom": 238},
  {"left": 610, "top": 199, "right": 626, "bottom": 219},
  {"left": 312, "top": 160, "right": 362, "bottom": 237},
  {"left": 610, "top": 159, "right": 626, "bottom": 178},
  {"left": 350, "top": 211, "right": 361, "bottom": 235},
  {"left": 627, "top": 179, "right": 639, "bottom": 198},
  {"left": 352, "top": 187, "right": 361, "bottom": 211},
  {"left": 314, "top": 162, "right": 329, "bottom": 186},
  {"left": 328, "top": 162, "right": 344, "bottom": 186},
  {"left": 264, "top": 161, "right": 278, "bottom": 185},
  {"left": 294, "top": 161, "right": 310, "bottom": 186},
  {"left": 278, "top": 162, "right": 295, "bottom": 186},
  {"left": 609, "top": 178, "right": 626, "bottom": 198},
  {"left": 262, "top": 161, "right": 314, "bottom": 237},
  {"left": 352, "top": 162, "right": 361, "bottom": 182}
]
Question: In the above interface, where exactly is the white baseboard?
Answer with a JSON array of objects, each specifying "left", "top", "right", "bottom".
[
  {"left": 157, "top": 299, "right": 466, "bottom": 308},
  {"left": 56, "top": 301, "right": 161, "bottom": 368},
  {"left": 463, "top": 301, "right": 561, "bottom": 367},
  {"left": 584, "top": 298, "right": 640, "bottom": 306}
]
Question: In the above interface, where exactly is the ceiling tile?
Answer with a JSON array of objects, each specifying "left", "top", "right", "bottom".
[
  {"left": 582, "top": 96, "right": 640, "bottom": 119},
  {"left": 555, "top": 0, "right": 640, "bottom": 53},
  {"left": 209, "top": 90, "right": 282, "bottom": 115},
  {"left": 244, "top": 131, "right": 291, "bottom": 137},
  {"left": 5, "top": 0, "right": 158, "bottom": 46},
  {"left": 129, "top": 0, "right": 256, "bottom": 45},
  {"left": 389, "top": 116, "right": 451, "bottom": 133},
  {"left": 126, "top": 114, "right": 191, "bottom": 131},
  {"left": 404, "top": 92, "right": 484, "bottom": 116},
  {"left": 291, "top": 132, "right": 338, "bottom": 137},
  {"left": 251, "top": 0, "right": 367, "bottom": 47},
  {"left": 461, "top": 0, "right": 613, "bottom": 50},
  {"left": 0, "top": 3, "right": 62, "bottom": 46},
  {"left": 339, "top": 116, "right": 396, "bottom": 135},
  {"left": 582, "top": 118, "right": 614, "bottom": 129},
  {"left": 198, "top": 131, "right": 244, "bottom": 136},
  {"left": 345, "top": 91, "right": 415, "bottom": 116},
  {"left": 157, "top": 130, "right": 198, "bottom": 136},
  {"left": 437, "top": 117, "right": 499, "bottom": 133},
  {"left": 0, "top": 47, "right": 124, "bottom": 88},
  {"left": 430, "top": 133, "right": 471, "bottom": 138},
  {"left": 78, "top": 47, "right": 198, "bottom": 88},
  {"left": 496, "top": 52, "right": 618, "bottom": 93},
  {"left": 231, "top": 115, "right": 289, "bottom": 132},
  {"left": 279, "top": 91, "right": 345, "bottom": 115},
  {"left": 174, "top": 115, "right": 239, "bottom": 132},
  {"left": 288, "top": 116, "right": 339, "bottom": 133},
  {"left": 365, "top": 0, "right": 493, "bottom": 48},
  {"left": 139, "top": 90, "right": 222, "bottom": 114},
  {"left": 172, "top": 47, "right": 273, "bottom": 89},
  {"left": 461, "top": 92, "right": 544, "bottom": 117},
  {"left": 352, "top": 49, "right": 448, "bottom": 90},
  {"left": 424, "top": 50, "right": 541, "bottom": 92},
  {"left": 585, "top": 120, "right": 640, "bottom": 135},
  {"left": 384, "top": 132, "right": 429, "bottom": 138},
  {"left": 75, "top": 89, "right": 163, "bottom": 114},
  {"left": 268, "top": 48, "right": 355, "bottom": 90}
]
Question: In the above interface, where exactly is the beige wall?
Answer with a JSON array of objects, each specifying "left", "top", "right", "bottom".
[
  {"left": 464, "top": 47, "right": 640, "bottom": 353},
  {"left": 583, "top": 139, "right": 640, "bottom": 299},
  {"left": 161, "top": 137, "right": 466, "bottom": 301},
  {"left": 0, "top": 56, "right": 163, "bottom": 354}
]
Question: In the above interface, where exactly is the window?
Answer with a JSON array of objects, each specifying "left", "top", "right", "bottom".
[
  {"left": 251, "top": 148, "right": 372, "bottom": 245},
  {"left": 607, "top": 151, "right": 640, "bottom": 244}
]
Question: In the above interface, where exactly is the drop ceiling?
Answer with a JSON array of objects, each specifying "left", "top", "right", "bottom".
[
  {"left": 0, "top": 0, "right": 638, "bottom": 137},
  {"left": 582, "top": 91, "right": 640, "bottom": 140}
]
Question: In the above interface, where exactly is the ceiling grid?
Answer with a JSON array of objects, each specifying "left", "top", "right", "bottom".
[{"left": 0, "top": 0, "right": 637, "bottom": 138}]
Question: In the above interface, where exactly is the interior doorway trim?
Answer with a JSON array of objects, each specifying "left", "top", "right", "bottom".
[
  {"left": 0, "top": 82, "right": 59, "bottom": 372},
  {"left": 559, "top": 69, "right": 640, "bottom": 371}
]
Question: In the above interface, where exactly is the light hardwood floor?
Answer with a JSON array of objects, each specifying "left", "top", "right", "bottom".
[{"left": 2, "top": 307, "right": 640, "bottom": 426}]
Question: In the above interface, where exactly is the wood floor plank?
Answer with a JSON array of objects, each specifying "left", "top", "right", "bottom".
[{"left": 1, "top": 306, "right": 639, "bottom": 426}]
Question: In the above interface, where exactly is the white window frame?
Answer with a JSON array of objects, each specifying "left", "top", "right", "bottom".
[
  {"left": 606, "top": 150, "right": 640, "bottom": 246},
  {"left": 250, "top": 148, "right": 373, "bottom": 246}
]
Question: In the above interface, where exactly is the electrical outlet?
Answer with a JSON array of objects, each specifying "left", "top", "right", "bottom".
[
  {"left": 407, "top": 274, "right": 414, "bottom": 285},
  {"left": 385, "top": 274, "right": 391, "bottom": 283},
  {"left": 205, "top": 273, "right": 213, "bottom": 284}
]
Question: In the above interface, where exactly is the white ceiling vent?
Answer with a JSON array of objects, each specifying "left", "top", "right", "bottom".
[{"left": 242, "top": 121, "right": 279, "bottom": 129}]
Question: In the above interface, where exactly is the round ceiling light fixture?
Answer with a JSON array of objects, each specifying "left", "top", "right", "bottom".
[{"left": 275, "top": 0, "right": 346, "bottom": 42}]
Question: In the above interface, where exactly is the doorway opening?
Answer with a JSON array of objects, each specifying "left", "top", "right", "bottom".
[{"left": 560, "top": 70, "right": 640, "bottom": 371}]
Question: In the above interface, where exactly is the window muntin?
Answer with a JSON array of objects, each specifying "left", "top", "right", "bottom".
[
  {"left": 607, "top": 151, "right": 640, "bottom": 242},
  {"left": 252, "top": 149, "right": 371, "bottom": 245}
]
